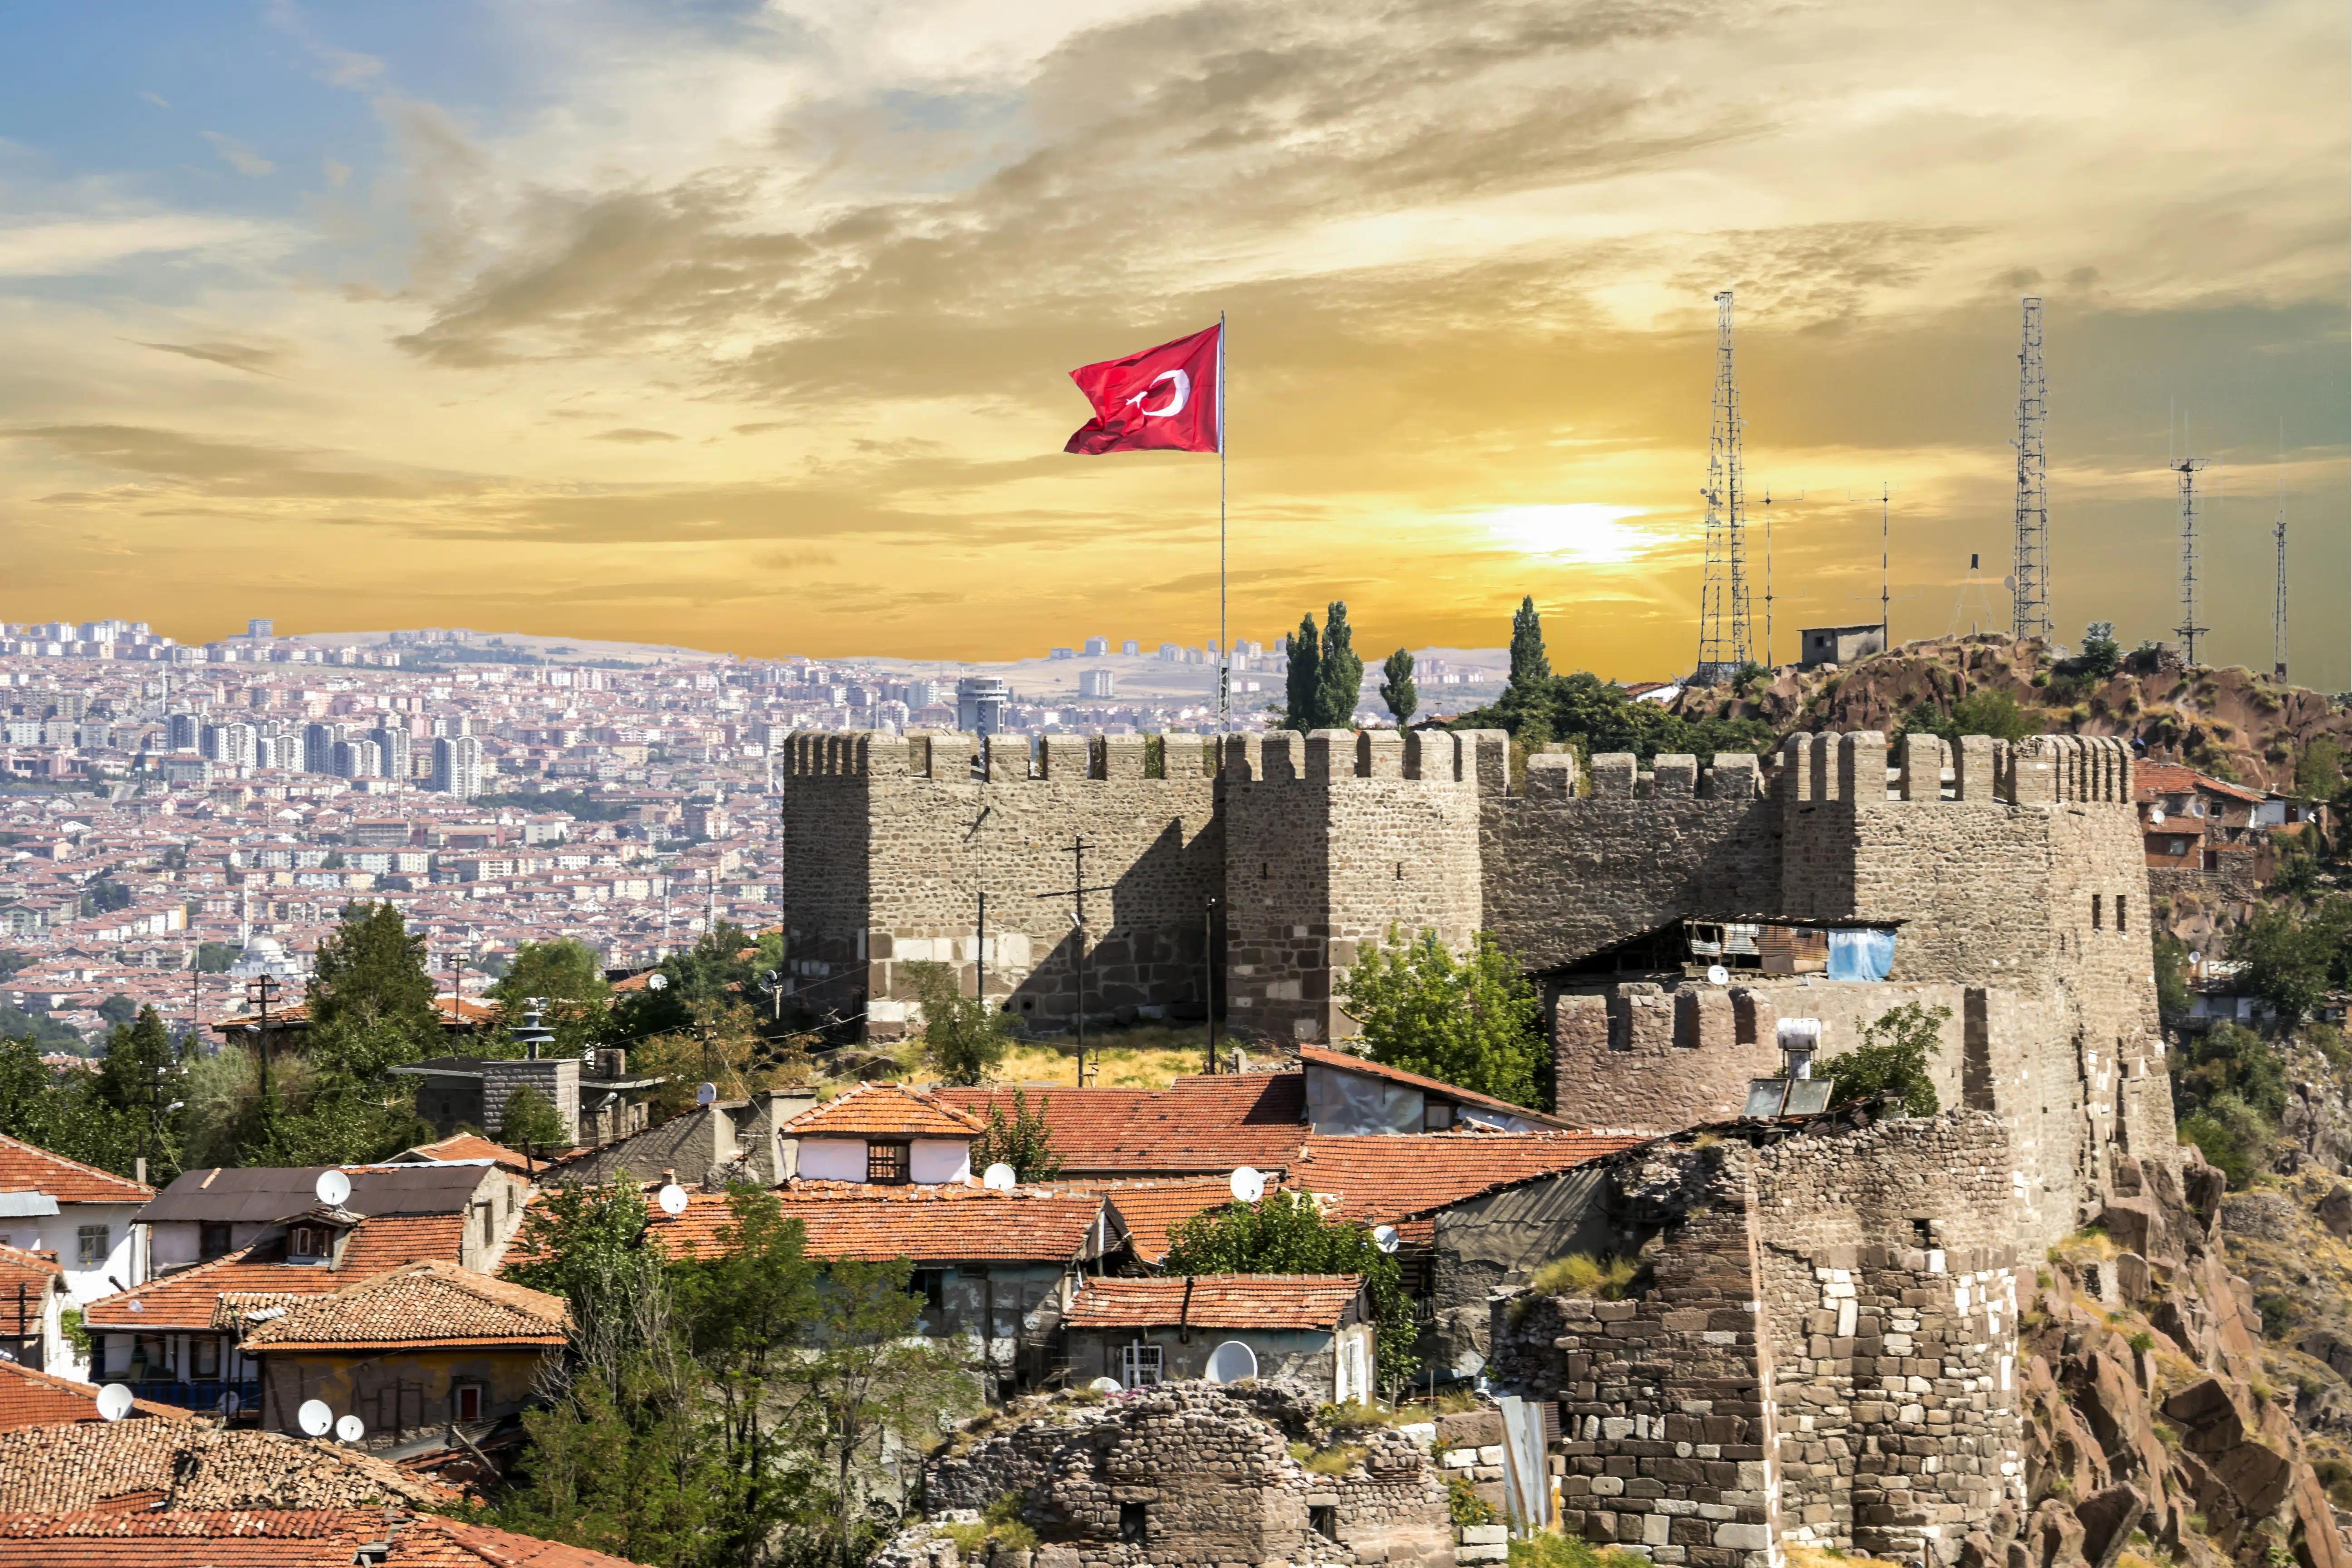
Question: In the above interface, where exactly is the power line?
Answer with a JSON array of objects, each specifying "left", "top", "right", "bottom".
[
  {"left": 1695, "top": 291, "right": 1748, "bottom": 682},
  {"left": 2009, "top": 298, "right": 2050, "bottom": 641}
]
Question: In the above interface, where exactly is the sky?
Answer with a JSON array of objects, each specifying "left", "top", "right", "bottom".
[{"left": 0, "top": 0, "right": 2345, "bottom": 681}]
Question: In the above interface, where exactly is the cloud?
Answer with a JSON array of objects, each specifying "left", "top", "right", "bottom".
[
  {"left": 202, "top": 132, "right": 276, "bottom": 178},
  {"left": 3, "top": 424, "right": 473, "bottom": 501},
  {"left": 323, "top": 157, "right": 351, "bottom": 189},
  {"left": 0, "top": 214, "right": 275, "bottom": 276},
  {"left": 589, "top": 428, "right": 681, "bottom": 443},
  {"left": 127, "top": 338, "right": 286, "bottom": 376},
  {"left": 139, "top": 91, "right": 169, "bottom": 109}
]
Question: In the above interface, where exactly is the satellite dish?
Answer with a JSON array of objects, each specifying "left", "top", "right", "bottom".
[
  {"left": 696, "top": 1082, "right": 718, "bottom": 1107},
  {"left": 647, "top": 973, "right": 668, "bottom": 990},
  {"left": 314, "top": 1170, "right": 351, "bottom": 1208},
  {"left": 1088, "top": 1377, "right": 1123, "bottom": 1393},
  {"left": 1229, "top": 1166, "right": 1265, "bottom": 1204},
  {"left": 336, "top": 1413, "right": 365, "bottom": 1443},
  {"left": 2150, "top": 808, "right": 2166, "bottom": 824},
  {"left": 1205, "top": 1340, "right": 1259, "bottom": 1384},
  {"left": 297, "top": 1398, "right": 333, "bottom": 1437},
  {"left": 1706, "top": 964, "right": 1730, "bottom": 986},
  {"left": 95, "top": 1383, "right": 133, "bottom": 1422},
  {"left": 2003, "top": 575, "right": 2018, "bottom": 592},
  {"left": 657, "top": 1183, "right": 690, "bottom": 1217},
  {"left": 1372, "top": 1224, "right": 1400, "bottom": 1254},
  {"left": 982, "top": 1162, "right": 1017, "bottom": 1191},
  {"left": 126, "top": 1299, "right": 142, "bottom": 1313},
  {"left": 2188, "top": 951, "right": 2202, "bottom": 967}
]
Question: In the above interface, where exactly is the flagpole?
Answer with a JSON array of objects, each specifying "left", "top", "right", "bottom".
[{"left": 1218, "top": 310, "right": 1229, "bottom": 734}]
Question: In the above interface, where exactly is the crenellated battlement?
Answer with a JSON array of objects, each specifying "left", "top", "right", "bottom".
[
  {"left": 1772, "top": 730, "right": 2135, "bottom": 807},
  {"left": 781, "top": 729, "right": 1219, "bottom": 784}
]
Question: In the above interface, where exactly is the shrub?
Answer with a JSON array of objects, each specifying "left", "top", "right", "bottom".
[
  {"left": 1530, "top": 1253, "right": 1642, "bottom": 1300},
  {"left": 1449, "top": 1476, "right": 1497, "bottom": 1527},
  {"left": 1509, "top": 1534, "right": 1625, "bottom": 1568},
  {"left": 1301, "top": 1443, "right": 1365, "bottom": 1475},
  {"left": 1809, "top": 1001, "right": 1949, "bottom": 1116},
  {"left": 2129, "top": 1332, "right": 2155, "bottom": 1355},
  {"left": 2257, "top": 1294, "right": 2294, "bottom": 1339},
  {"left": 2177, "top": 1098, "right": 2266, "bottom": 1189}
]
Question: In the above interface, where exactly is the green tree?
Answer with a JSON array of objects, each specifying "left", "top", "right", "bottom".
[
  {"left": 1508, "top": 596, "right": 1550, "bottom": 695},
  {"left": 0, "top": 1034, "right": 126, "bottom": 1174},
  {"left": 94, "top": 1005, "right": 184, "bottom": 1182},
  {"left": 0, "top": 950, "right": 32, "bottom": 980},
  {"left": 500, "top": 1086, "right": 570, "bottom": 1153},
  {"left": 308, "top": 900, "right": 440, "bottom": 1053},
  {"left": 1314, "top": 602, "right": 1363, "bottom": 732},
  {"left": 606, "top": 921, "right": 760, "bottom": 1045},
  {"left": 192, "top": 941, "right": 238, "bottom": 974},
  {"left": 1809, "top": 1001, "right": 1947, "bottom": 1116},
  {"left": 2153, "top": 932, "right": 2193, "bottom": 1018},
  {"left": 2230, "top": 904, "right": 2332, "bottom": 1021},
  {"left": 1379, "top": 649, "right": 1418, "bottom": 727},
  {"left": 492, "top": 938, "right": 612, "bottom": 1058},
  {"left": 2080, "top": 622, "right": 2123, "bottom": 679},
  {"left": 1284, "top": 614, "right": 1322, "bottom": 734},
  {"left": 1335, "top": 929, "right": 1545, "bottom": 1109},
  {"left": 969, "top": 1088, "right": 1062, "bottom": 1181},
  {"left": 2295, "top": 736, "right": 2345, "bottom": 804},
  {"left": 905, "top": 961, "right": 1009, "bottom": 1086},
  {"left": 1164, "top": 1191, "right": 1417, "bottom": 1383},
  {"left": 95, "top": 995, "right": 137, "bottom": 1028}
]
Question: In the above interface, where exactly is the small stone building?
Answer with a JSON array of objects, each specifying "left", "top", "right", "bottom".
[
  {"left": 1061, "top": 1274, "right": 1377, "bottom": 1402},
  {"left": 902, "top": 1380, "right": 1457, "bottom": 1568}
]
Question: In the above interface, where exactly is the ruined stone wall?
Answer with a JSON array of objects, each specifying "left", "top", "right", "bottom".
[
  {"left": 920, "top": 1383, "right": 1455, "bottom": 1568},
  {"left": 779, "top": 732, "right": 1220, "bottom": 1037},
  {"left": 1221, "top": 729, "right": 1484, "bottom": 1045},
  {"left": 1481, "top": 749, "right": 1778, "bottom": 973},
  {"left": 1748, "top": 1114, "right": 2027, "bottom": 1565}
]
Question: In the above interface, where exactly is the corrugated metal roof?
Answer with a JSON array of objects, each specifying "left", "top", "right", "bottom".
[{"left": 137, "top": 1165, "right": 489, "bottom": 1225}]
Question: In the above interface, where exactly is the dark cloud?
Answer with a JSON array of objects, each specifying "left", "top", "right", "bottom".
[{"left": 127, "top": 338, "right": 286, "bottom": 376}]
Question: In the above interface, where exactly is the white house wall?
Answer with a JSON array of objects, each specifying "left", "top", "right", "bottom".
[{"left": 911, "top": 1140, "right": 972, "bottom": 1184}]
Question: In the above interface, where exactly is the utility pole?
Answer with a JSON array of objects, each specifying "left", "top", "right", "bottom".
[
  {"left": 1694, "top": 291, "right": 1748, "bottom": 683},
  {"left": 2009, "top": 298, "right": 2050, "bottom": 642},
  {"left": 1036, "top": 836, "right": 1114, "bottom": 1087},
  {"left": 1203, "top": 897, "right": 1221, "bottom": 1076},
  {"left": 1878, "top": 483, "right": 1891, "bottom": 646},
  {"left": 2171, "top": 452, "right": 2211, "bottom": 665},
  {"left": 975, "top": 889, "right": 989, "bottom": 1005}
]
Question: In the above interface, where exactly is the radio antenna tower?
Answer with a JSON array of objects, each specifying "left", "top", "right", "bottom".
[
  {"left": 2009, "top": 298, "right": 2049, "bottom": 642},
  {"left": 2271, "top": 430, "right": 2288, "bottom": 679},
  {"left": 2171, "top": 444, "right": 2210, "bottom": 665},
  {"left": 1694, "top": 291, "right": 1749, "bottom": 682}
]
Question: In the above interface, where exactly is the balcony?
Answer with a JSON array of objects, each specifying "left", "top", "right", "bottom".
[{"left": 123, "top": 1378, "right": 259, "bottom": 1416}]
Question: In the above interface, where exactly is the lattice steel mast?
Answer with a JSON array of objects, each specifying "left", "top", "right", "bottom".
[
  {"left": 2171, "top": 451, "right": 2210, "bottom": 665},
  {"left": 1695, "top": 291, "right": 1749, "bottom": 681},
  {"left": 2272, "top": 445, "right": 2288, "bottom": 680},
  {"left": 2009, "top": 298, "right": 2049, "bottom": 642}
]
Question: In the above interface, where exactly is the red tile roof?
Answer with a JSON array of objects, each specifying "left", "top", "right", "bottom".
[
  {"left": 0, "top": 1425, "right": 444, "bottom": 1512},
  {"left": 84, "top": 1215, "right": 468, "bottom": 1331},
  {"left": 1065, "top": 1274, "right": 1364, "bottom": 1331},
  {"left": 1088, "top": 1178, "right": 1239, "bottom": 1264},
  {"left": 1287, "top": 1131, "right": 1639, "bottom": 1242},
  {"left": 241, "top": 1259, "right": 568, "bottom": 1352},
  {"left": 396, "top": 1134, "right": 536, "bottom": 1173},
  {"left": 2135, "top": 762, "right": 2267, "bottom": 806},
  {"left": 1296, "top": 1045, "right": 1573, "bottom": 1127},
  {"left": 0, "top": 1133, "right": 152, "bottom": 1204},
  {"left": 782, "top": 1082, "right": 984, "bottom": 1140},
  {"left": 0, "top": 1510, "right": 640, "bottom": 1568},
  {"left": 936, "top": 1074, "right": 1310, "bottom": 1175},
  {"left": 0, "top": 1361, "right": 192, "bottom": 1433},
  {"left": 531, "top": 1183, "right": 1108, "bottom": 1267}
]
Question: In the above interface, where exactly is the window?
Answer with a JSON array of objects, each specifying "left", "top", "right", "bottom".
[
  {"left": 192, "top": 1337, "right": 220, "bottom": 1378},
  {"left": 2168, "top": 840, "right": 2188, "bottom": 857},
  {"left": 455, "top": 1383, "right": 483, "bottom": 1422},
  {"left": 1309, "top": 1506, "right": 1338, "bottom": 1541},
  {"left": 1911, "top": 1218, "right": 1933, "bottom": 1249},
  {"left": 2117, "top": 897, "right": 2127, "bottom": 934},
  {"left": 1119, "top": 1343, "right": 1163, "bottom": 1388},
  {"left": 2091, "top": 895, "right": 2103, "bottom": 930},
  {"left": 866, "top": 1142, "right": 910, "bottom": 1186},
  {"left": 1120, "top": 1504, "right": 1147, "bottom": 1545},
  {"left": 288, "top": 1225, "right": 332, "bottom": 1260},
  {"left": 912, "top": 1269, "right": 947, "bottom": 1313},
  {"left": 77, "top": 1225, "right": 109, "bottom": 1266},
  {"left": 1423, "top": 1101, "right": 1453, "bottom": 1131},
  {"left": 200, "top": 1223, "right": 232, "bottom": 1260}
]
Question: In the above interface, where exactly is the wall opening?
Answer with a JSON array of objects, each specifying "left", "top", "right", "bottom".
[
  {"left": 1120, "top": 1504, "right": 1147, "bottom": 1545},
  {"left": 2091, "top": 894, "right": 2103, "bottom": 930}
]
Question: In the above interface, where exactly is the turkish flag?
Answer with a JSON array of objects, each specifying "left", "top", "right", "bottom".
[{"left": 1063, "top": 323, "right": 1221, "bottom": 455}]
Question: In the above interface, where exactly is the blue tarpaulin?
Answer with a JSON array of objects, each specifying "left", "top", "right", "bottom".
[{"left": 1827, "top": 928, "right": 1895, "bottom": 982}]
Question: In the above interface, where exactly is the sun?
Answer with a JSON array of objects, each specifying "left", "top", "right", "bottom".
[{"left": 1480, "top": 505, "right": 1657, "bottom": 564}]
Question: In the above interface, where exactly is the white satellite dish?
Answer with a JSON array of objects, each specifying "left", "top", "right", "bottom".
[
  {"left": 336, "top": 1413, "right": 365, "bottom": 1443},
  {"left": 2150, "top": 807, "right": 2166, "bottom": 824},
  {"left": 696, "top": 1082, "right": 718, "bottom": 1107},
  {"left": 95, "top": 1383, "right": 133, "bottom": 1422},
  {"left": 647, "top": 973, "right": 669, "bottom": 990},
  {"left": 2188, "top": 951, "right": 2202, "bottom": 967},
  {"left": 657, "top": 1183, "right": 690, "bottom": 1217},
  {"left": 1372, "top": 1224, "right": 1399, "bottom": 1254},
  {"left": 982, "top": 1162, "right": 1017, "bottom": 1191},
  {"left": 1706, "top": 964, "right": 1730, "bottom": 987},
  {"left": 297, "top": 1398, "right": 333, "bottom": 1437},
  {"left": 1088, "top": 1377, "right": 1123, "bottom": 1394},
  {"left": 1205, "top": 1340, "right": 1259, "bottom": 1384},
  {"left": 314, "top": 1170, "right": 352, "bottom": 1208},
  {"left": 1229, "top": 1166, "right": 1265, "bottom": 1204}
]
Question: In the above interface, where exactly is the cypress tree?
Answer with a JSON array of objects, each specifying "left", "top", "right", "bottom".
[
  {"left": 1509, "top": 596, "right": 1550, "bottom": 692},
  {"left": 1315, "top": 601, "right": 1362, "bottom": 730},
  {"left": 1379, "top": 648, "right": 1418, "bottom": 726},
  {"left": 1284, "top": 613, "right": 1322, "bottom": 733}
]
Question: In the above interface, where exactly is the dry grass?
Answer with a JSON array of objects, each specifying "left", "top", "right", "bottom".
[
  {"left": 990, "top": 1024, "right": 1217, "bottom": 1088},
  {"left": 1786, "top": 1544, "right": 1912, "bottom": 1568},
  {"left": 1530, "top": 1254, "right": 1642, "bottom": 1300}
]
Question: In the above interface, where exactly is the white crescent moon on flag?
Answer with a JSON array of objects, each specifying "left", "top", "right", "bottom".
[{"left": 1126, "top": 368, "right": 1189, "bottom": 418}]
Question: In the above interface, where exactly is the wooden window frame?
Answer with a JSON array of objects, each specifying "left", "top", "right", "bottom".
[{"left": 867, "top": 1141, "right": 911, "bottom": 1186}]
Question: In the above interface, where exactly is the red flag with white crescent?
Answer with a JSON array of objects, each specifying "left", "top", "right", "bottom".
[{"left": 1063, "top": 323, "right": 1222, "bottom": 455}]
